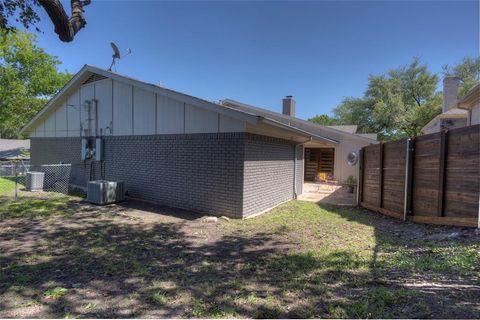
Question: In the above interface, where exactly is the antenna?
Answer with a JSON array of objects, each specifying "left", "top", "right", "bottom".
[{"left": 108, "top": 42, "right": 132, "bottom": 71}]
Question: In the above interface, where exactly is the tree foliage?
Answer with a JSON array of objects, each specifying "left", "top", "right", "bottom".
[
  {"left": 309, "top": 57, "right": 479, "bottom": 141},
  {"left": 443, "top": 57, "right": 480, "bottom": 97},
  {"left": 0, "top": 31, "right": 72, "bottom": 138},
  {"left": 308, "top": 114, "right": 338, "bottom": 126},
  {"left": 0, "top": 0, "right": 91, "bottom": 42}
]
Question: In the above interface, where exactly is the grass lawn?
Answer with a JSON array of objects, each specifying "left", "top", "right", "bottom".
[
  {"left": 0, "top": 198, "right": 478, "bottom": 318},
  {"left": 0, "top": 176, "right": 18, "bottom": 195}
]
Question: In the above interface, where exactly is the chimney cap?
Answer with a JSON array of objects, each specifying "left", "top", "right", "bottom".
[{"left": 285, "top": 95, "right": 293, "bottom": 99}]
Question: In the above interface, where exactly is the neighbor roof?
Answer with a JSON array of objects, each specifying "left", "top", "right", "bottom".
[
  {"left": 457, "top": 84, "right": 480, "bottom": 110},
  {"left": 327, "top": 125, "right": 358, "bottom": 134},
  {"left": 0, "top": 139, "right": 30, "bottom": 160},
  {"left": 422, "top": 107, "right": 468, "bottom": 132}
]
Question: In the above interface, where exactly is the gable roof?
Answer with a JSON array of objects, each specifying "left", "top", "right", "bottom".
[
  {"left": 21, "top": 65, "right": 259, "bottom": 134},
  {"left": 221, "top": 99, "right": 378, "bottom": 143},
  {"left": 21, "top": 65, "right": 370, "bottom": 144}
]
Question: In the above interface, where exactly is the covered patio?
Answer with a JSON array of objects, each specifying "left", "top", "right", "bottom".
[{"left": 298, "top": 181, "right": 357, "bottom": 206}]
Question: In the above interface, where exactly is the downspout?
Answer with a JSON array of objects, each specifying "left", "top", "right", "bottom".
[{"left": 294, "top": 137, "right": 312, "bottom": 199}]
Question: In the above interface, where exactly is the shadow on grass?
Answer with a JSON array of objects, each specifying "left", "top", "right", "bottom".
[{"left": 0, "top": 199, "right": 478, "bottom": 318}]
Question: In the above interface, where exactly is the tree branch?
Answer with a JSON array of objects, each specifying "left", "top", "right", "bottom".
[{"left": 38, "top": 0, "right": 91, "bottom": 42}]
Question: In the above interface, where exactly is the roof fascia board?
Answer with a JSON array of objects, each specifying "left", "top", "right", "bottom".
[
  {"left": 222, "top": 99, "right": 377, "bottom": 144},
  {"left": 260, "top": 117, "right": 339, "bottom": 144}
]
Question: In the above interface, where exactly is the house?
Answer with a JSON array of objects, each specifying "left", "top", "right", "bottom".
[
  {"left": 0, "top": 139, "right": 30, "bottom": 161},
  {"left": 21, "top": 65, "right": 377, "bottom": 218},
  {"left": 457, "top": 83, "right": 480, "bottom": 126},
  {"left": 422, "top": 77, "right": 469, "bottom": 134}
]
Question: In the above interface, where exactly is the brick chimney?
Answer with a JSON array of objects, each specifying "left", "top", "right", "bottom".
[
  {"left": 282, "top": 96, "right": 296, "bottom": 117},
  {"left": 443, "top": 76, "right": 460, "bottom": 112}
]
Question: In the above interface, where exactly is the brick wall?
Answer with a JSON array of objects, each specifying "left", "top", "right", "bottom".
[
  {"left": 103, "top": 133, "right": 245, "bottom": 218},
  {"left": 30, "top": 137, "right": 99, "bottom": 187},
  {"left": 31, "top": 133, "right": 303, "bottom": 218},
  {"left": 242, "top": 134, "right": 296, "bottom": 217}
]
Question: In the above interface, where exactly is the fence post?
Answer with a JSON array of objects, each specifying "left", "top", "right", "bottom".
[
  {"left": 14, "top": 161, "right": 18, "bottom": 201},
  {"left": 403, "top": 138, "right": 415, "bottom": 221},
  {"left": 357, "top": 148, "right": 364, "bottom": 206},
  {"left": 378, "top": 142, "right": 384, "bottom": 209},
  {"left": 438, "top": 130, "right": 448, "bottom": 217}
]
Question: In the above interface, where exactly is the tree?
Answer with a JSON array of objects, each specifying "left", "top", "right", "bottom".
[
  {"left": 332, "top": 97, "right": 377, "bottom": 133},
  {"left": 365, "top": 58, "right": 439, "bottom": 139},
  {"left": 311, "top": 58, "right": 440, "bottom": 140},
  {"left": 0, "top": 31, "right": 72, "bottom": 138},
  {"left": 308, "top": 114, "right": 338, "bottom": 126},
  {"left": 443, "top": 57, "right": 480, "bottom": 97},
  {"left": 0, "top": 0, "right": 91, "bottom": 42}
]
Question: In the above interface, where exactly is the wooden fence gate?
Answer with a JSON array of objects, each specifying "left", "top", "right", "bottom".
[{"left": 359, "top": 124, "right": 479, "bottom": 227}]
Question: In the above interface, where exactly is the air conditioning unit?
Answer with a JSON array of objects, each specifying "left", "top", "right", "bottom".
[
  {"left": 87, "top": 180, "right": 125, "bottom": 205},
  {"left": 26, "top": 171, "right": 45, "bottom": 191}
]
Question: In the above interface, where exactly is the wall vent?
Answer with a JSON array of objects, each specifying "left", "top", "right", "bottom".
[{"left": 83, "top": 73, "right": 108, "bottom": 84}]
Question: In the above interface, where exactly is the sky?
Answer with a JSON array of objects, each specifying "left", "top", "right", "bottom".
[{"left": 26, "top": 0, "right": 480, "bottom": 120}]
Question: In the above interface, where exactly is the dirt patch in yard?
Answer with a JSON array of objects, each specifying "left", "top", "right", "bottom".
[{"left": 0, "top": 198, "right": 478, "bottom": 318}]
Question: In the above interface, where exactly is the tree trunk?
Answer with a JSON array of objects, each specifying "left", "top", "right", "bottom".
[{"left": 38, "top": 0, "right": 91, "bottom": 42}]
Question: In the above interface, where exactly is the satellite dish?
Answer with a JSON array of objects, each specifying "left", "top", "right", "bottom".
[
  {"left": 108, "top": 42, "right": 121, "bottom": 71},
  {"left": 111, "top": 42, "right": 121, "bottom": 59},
  {"left": 347, "top": 151, "right": 359, "bottom": 166}
]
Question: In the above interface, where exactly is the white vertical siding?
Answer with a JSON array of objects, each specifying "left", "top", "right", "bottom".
[
  {"left": 28, "top": 76, "right": 246, "bottom": 138},
  {"left": 94, "top": 79, "right": 113, "bottom": 136},
  {"left": 55, "top": 102, "right": 68, "bottom": 137},
  {"left": 38, "top": 121, "right": 45, "bottom": 137},
  {"left": 157, "top": 95, "right": 185, "bottom": 134},
  {"left": 133, "top": 87, "right": 156, "bottom": 135},
  {"left": 80, "top": 83, "right": 95, "bottom": 135},
  {"left": 44, "top": 112, "right": 55, "bottom": 137},
  {"left": 219, "top": 114, "right": 245, "bottom": 132},
  {"left": 67, "top": 90, "right": 81, "bottom": 137},
  {"left": 33, "top": 121, "right": 45, "bottom": 137},
  {"left": 112, "top": 80, "right": 133, "bottom": 136},
  {"left": 185, "top": 103, "right": 218, "bottom": 133}
]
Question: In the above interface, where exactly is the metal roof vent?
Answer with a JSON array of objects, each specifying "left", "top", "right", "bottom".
[{"left": 83, "top": 73, "right": 108, "bottom": 84}]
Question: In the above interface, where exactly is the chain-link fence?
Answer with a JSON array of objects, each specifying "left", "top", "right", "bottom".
[{"left": 0, "top": 161, "right": 85, "bottom": 201}]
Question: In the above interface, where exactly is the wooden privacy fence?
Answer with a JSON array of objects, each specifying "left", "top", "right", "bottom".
[{"left": 358, "top": 124, "right": 479, "bottom": 227}]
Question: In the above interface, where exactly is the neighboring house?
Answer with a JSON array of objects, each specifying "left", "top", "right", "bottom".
[
  {"left": 457, "top": 84, "right": 480, "bottom": 126},
  {"left": 21, "top": 65, "right": 377, "bottom": 218},
  {"left": 327, "top": 125, "right": 378, "bottom": 141},
  {"left": 422, "top": 77, "right": 469, "bottom": 134},
  {"left": 0, "top": 139, "right": 30, "bottom": 161}
]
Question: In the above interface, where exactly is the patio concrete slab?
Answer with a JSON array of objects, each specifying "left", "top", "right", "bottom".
[{"left": 298, "top": 182, "right": 357, "bottom": 206}]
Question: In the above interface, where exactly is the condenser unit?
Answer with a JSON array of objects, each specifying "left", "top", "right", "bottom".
[
  {"left": 87, "top": 180, "right": 125, "bottom": 205},
  {"left": 26, "top": 171, "right": 45, "bottom": 192}
]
